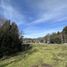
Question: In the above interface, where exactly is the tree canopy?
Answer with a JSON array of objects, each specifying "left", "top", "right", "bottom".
[{"left": 0, "top": 20, "right": 31, "bottom": 58}]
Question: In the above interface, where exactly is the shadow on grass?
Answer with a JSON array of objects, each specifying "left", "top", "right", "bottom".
[
  {"left": 0, "top": 56, "right": 24, "bottom": 67},
  {"left": 0, "top": 44, "right": 36, "bottom": 67},
  {"left": 0, "top": 44, "right": 32, "bottom": 60}
]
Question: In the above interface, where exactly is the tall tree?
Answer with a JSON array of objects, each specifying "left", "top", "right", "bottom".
[
  {"left": 0, "top": 20, "right": 22, "bottom": 57},
  {"left": 62, "top": 26, "right": 67, "bottom": 43}
]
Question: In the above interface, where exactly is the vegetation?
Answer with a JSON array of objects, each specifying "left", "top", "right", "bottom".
[
  {"left": 62, "top": 26, "right": 67, "bottom": 43},
  {"left": 0, "top": 44, "right": 67, "bottom": 67},
  {"left": 23, "top": 26, "right": 67, "bottom": 44},
  {"left": 0, "top": 19, "right": 67, "bottom": 67},
  {"left": 44, "top": 26, "right": 67, "bottom": 44},
  {"left": 0, "top": 20, "right": 31, "bottom": 58}
]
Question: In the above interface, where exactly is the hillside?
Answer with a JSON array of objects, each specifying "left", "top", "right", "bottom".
[{"left": 0, "top": 44, "right": 67, "bottom": 67}]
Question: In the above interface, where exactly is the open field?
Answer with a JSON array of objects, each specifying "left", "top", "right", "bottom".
[{"left": 0, "top": 44, "right": 67, "bottom": 67}]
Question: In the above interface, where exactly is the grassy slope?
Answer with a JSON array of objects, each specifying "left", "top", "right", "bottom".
[{"left": 0, "top": 44, "right": 67, "bottom": 67}]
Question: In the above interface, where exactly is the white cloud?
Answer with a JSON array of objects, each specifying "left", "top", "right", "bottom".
[
  {"left": 1, "top": 0, "right": 67, "bottom": 25},
  {"left": 24, "top": 28, "right": 62, "bottom": 38},
  {"left": 0, "top": 0, "right": 25, "bottom": 25},
  {"left": 27, "top": 0, "right": 67, "bottom": 25},
  {"left": 0, "top": 0, "right": 67, "bottom": 38}
]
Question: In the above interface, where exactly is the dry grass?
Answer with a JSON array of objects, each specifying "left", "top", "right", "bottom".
[{"left": 0, "top": 44, "right": 67, "bottom": 67}]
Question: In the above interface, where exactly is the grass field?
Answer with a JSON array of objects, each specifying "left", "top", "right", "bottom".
[{"left": 0, "top": 44, "right": 67, "bottom": 67}]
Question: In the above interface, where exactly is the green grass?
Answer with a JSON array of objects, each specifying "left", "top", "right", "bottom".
[{"left": 0, "top": 44, "right": 67, "bottom": 67}]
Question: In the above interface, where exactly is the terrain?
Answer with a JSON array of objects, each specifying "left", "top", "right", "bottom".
[{"left": 0, "top": 44, "right": 67, "bottom": 67}]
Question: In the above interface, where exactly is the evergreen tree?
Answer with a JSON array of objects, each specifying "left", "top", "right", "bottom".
[{"left": 62, "top": 26, "right": 67, "bottom": 43}]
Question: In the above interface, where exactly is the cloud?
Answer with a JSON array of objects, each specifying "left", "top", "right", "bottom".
[
  {"left": 26, "top": 0, "right": 67, "bottom": 25},
  {"left": 1, "top": 0, "right": 67, "bottom": 25},
  {"left": 0, "top": 0, "right": 67, "bottom": 38},
  {"left": 24, "top": 28, "right": 62, "bottom": 38},
  {"left": 21, "top": 0, "right": 67, "bottom": 38},
  {"left": 0, "top": 0, "right": 25, "bottom": 25}
]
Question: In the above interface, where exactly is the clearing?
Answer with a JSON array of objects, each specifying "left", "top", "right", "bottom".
[{"left": 0, "top": 44, "right": 67, "bottom": 67}]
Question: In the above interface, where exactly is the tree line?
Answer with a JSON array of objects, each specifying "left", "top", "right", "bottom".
[
  {"left": 44, "top": 26, "right": 67, "bottom": 44},
  {"left": 0, "top": 20, "right": 31, "bottom": 58},
  {"left": 23, "top": 26, "right": 67, "bottom": 44}
]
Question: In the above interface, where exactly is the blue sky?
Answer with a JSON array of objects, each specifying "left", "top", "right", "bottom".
[{"left": 0, "top": 0, "right": 67, "bottom": 38}]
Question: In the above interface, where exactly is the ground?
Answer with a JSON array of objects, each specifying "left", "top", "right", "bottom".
[{"left": 0, "top": 44, "right": 67, "bottom": 67}]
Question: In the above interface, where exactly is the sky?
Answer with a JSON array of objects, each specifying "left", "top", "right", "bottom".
[{"left": 0, "top": 0, "right": 67, "bottom": 38}]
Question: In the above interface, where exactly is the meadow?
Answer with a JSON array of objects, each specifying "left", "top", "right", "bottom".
[{"left": 0, "top": 44, "right": 67, "bottom": 67}]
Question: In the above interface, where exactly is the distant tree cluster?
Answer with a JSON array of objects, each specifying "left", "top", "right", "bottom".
[
  {"left": 44, "top": 26, "right": 67, "bottom": 44},
  {"left": 0, "top": 20, "right": 31, "bottom": 58},
  {"left": 23, "top": 26, "right": 67, "bottom": 44}
]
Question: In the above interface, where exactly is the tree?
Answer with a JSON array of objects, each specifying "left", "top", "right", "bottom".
[
  {"left": 48, "top": 32, "right": 61, "bottom": 44},
  {"left": 62, "top": 26, "right": 67, "bottom": 43},
  {"left": 0, "top": 20, "right": 31, "bottom": 58},
  {"left": 0, "top": 20, "right": 23, "bottom": 57}
]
